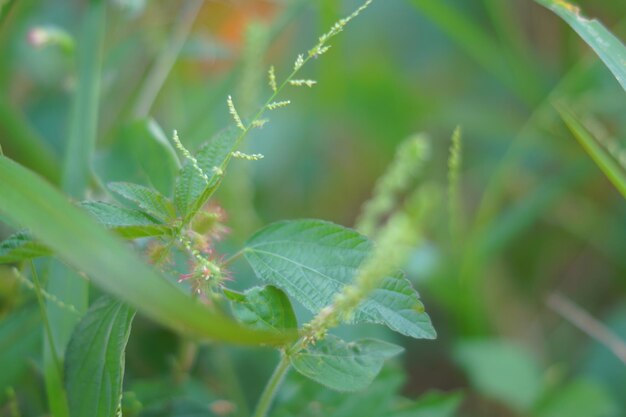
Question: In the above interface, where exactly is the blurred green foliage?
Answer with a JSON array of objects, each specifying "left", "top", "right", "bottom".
[{"left": 1, "top": 0, "right": 626, "bottom": 416}]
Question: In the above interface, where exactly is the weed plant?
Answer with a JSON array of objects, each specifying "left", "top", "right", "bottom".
[{"left": 0, "top": 0, "right": 626, "bottom": 417}]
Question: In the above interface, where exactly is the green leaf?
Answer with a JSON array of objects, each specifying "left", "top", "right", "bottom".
[
  {"left": 535, "top": 379, "right": 617, "bottom": 417},
  {"left": 389, "top": 391, "right": 462, "bottom": 417},
  {"left": 0, "top": 307, "right": 41, "bottom": 398},
  {"left": 454, "top": 339, "right": 542, "bottom": 411},
  {"left": 139, "top": 399, "right": 217, "bottom": 417},
  {"left": 354, "top": 272, "right": 436, "bottom": 339},
  {"left": 272, "top": 365, "right": 405, "bottom": 417},
  {"left": 224, "top": 286, "right": 297, "bottom": 332},
  {"left": 128, "top": 377, "right": 218, "bottom": 413},
  {"left": 108, "top": 182, "right": 176, "bottom": 222},
  {"left": 289, "top": 335, "right": 403, "bottom": 392},
  {"left": 408, "top": 0, "right": 541, "bottom": 104},
  {"left": 81, "top": 201, "right": 173, "bottom": 239},
  {"left": 95, "top": 119, "right": 180, "bottom": 196},
  {"left": 174, "top": 126, "right": 238, "bottom": 219},
  {"left": 0, "top": 97, "right": 60, "bottom": 183},
  {"left": 536, "top": 0, "right": 626, "bottom": 93},
  {"left": 0, "top": 232, "right": 52, "bottom": 263},
  {"left": 556, "top": 105, "right": 626, "bottom": 199},
  {"left": 65, "top": 297, "right": 135, "bottom": 417},
  {"left": 244, "top": 220, "right": 436, "bottom": 339},
  {"left": 0, "top": 155, "right": 294, "bottom": 346}
]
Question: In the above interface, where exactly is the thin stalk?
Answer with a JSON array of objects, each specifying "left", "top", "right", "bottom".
[
  {"left": 447, "top": 127, "right": 463, "bottom": 248},
  {"left": 185, "top": 0, "right": 309, "bottom": 146},
  {"left": 31, "top": 263, "right": 70, "bottom": 417},
  {"left": 132, "top": 0, "right": 204, "bottom": 118},
  {"left": 547, "top": 293, "right": 626, "bottom": 365},
  {"left": 252, "top": 354, "right": 291, "bottom": 417},
  {"left": 182, "top": 0, "right": 375, "bottom": 227},
  {"left": 213, "top": 347, "right": 250, "bottom": 417},
  {"left": 181, "top": 51, "right": 315, "bottom": 228},
  {"left": 173, "top": 338, "right": 199, "bottom": 383},
  {"left": 62, "top": 0, "right": 106, "bottom": 196},
  {"left": 44, "top": 2, "right": 106, "bottom": 416},
  {"left": 222, "top": 249, "right": 245, "bottom": 267},
  {"left": 30, "top": 263, "right": 63, "bottom": 378}
]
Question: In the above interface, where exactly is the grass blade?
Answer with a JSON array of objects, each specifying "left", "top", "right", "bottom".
[
  {"left": 0, "top": 156, "right": 294, "bottom": 346},
  {"left": 0, "top": 98, "right": 60, "bottom": 183},
  {"left": 536, "top": 0, "right": 626, "bottom": 93},
  {"left": 42, "top": 3, "right": 108, "bottom": 415},
  {"left": 556, "top": 104, "right": 626, "bottom": 199},
  {"left": 408, "top": 0, "right": 542, "bottom": 104}
]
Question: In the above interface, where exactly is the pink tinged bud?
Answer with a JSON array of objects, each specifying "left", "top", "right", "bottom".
[{"left": 27, "top": 28, "right": 49, "bottom": 47}]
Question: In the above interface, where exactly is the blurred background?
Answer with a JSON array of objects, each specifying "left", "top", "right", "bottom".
[{"left": 1, "top": 0, "right": 626, "bottom": 416}]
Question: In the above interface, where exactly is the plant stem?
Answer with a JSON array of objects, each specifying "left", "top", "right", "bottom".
[
  {"left": 182, "top": 54, "right": 314, "bottom": 228},
  {"left": 222, "top": 249, "right": 245, "bottom": 267},
  {"left": 30, "top": 263, "right": 63, "bottom": 379},
  {"left": 132, "top": 0, "right": 203, "bottom": 118},
  {"left": 213, "top": 346, "right": 250, "bottom": 417},
  {"left": 252, "top": 353, "right": 291, "bottom": 417},
  {"left": 30, "top": 262, "right": 70, "bottom": 417},
  {"left": 43, "top": 2, "right": 106, "bottom": 415},
  {"left": 547, "top": 292, "right": 626, "bottom": 365}
]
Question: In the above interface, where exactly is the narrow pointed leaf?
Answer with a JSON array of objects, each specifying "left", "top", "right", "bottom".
[
  {"left": 289, "top": 335, "right": 403, "bottom": 392},
  {"left": 536, "top": 0, "right": 626, "bottom": 92},
  {"left": 0, "top": 232, "right": 51, "bottom": 263},
  {"left": 244, "top": 220, "right": 435, "bottom": 339},
  {"left": 81, "top": 201, "right": 173, "bottom": 239},
  {"left": 108, "top": 182, "right": 176, "bottom": 222},
  {"left": 65, "top": 297, "right": 135, "bottom": 417},
  {"left": 174, "top": 126, "right": 238, "bottom": 219},
  {"left": 556, "top": 105, "right": 626, "bottom": 199},
  {"left": 224, "top": 286, "right": 297, "bottom": 332},
  {"left": 0, "top": 156, "right": 293, "bottom": 345}
]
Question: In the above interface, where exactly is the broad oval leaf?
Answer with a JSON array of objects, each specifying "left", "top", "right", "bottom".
[
  {"left": 81, "top": 201, "right": 173, "bottom": 239},
  {"left": 0, "top": 156, "right": 293, "bottom": 345},
  {"left": 224, "top": 286, "right": 297, "bottom": 332},
  {"left": 0, "top": 232, "right": 51, "bottom": 263},
  {"left": 108, "top": 182, "right": 176, "bottom": 222},
  {"left": 174, "top": 126, "right": 239, "bottom": 220},
  {"left": 244, "top": 220, "right": 436, "bottom": 339},
  {"left": 65, "top": 297, "right": 135, "bottom": 417},
  {"left": 289, "top": 335, "right": 403, "bottom": 392}
]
